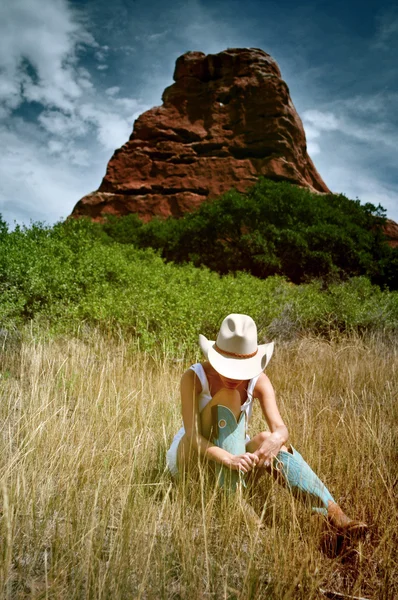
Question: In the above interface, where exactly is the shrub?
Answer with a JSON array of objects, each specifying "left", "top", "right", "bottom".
[
  {"left": 0, "top": 216, "right": 397, "bottom": 353},
  {"left": 102, "top": 179, "right": 397, "bottom": 289}
]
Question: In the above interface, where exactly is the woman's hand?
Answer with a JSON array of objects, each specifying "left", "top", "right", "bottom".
[
  {"left": 254, "top": 434, "right": 284, "bottom": 468},
  {"left": 226, "top": 452, "right": 259, "bottom": 473}
]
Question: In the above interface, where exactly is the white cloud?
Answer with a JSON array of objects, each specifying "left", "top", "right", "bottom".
[
  {"left": 114, "top": 97, "right": 139, "bottom": 113},
  {"left": 321, "top": 163, "right": 398, "bottom": 220},
  {"left": 105, "top": 86, "right": 120, "bottom": 96},
  {"left": 0, "top": 120, "right": 104, "bottom": 225},
  {"left": 22, "top": 79, "right": 76, "bottom": 112},
  {"left": 303, "top": 110, "right": 340, "bottom": 132},
  {"left": 331, "top": 93, "right": 398, "bottom": 117},
  {"left": 48, "top": 140, "right": 64, "bottom": 154},
  {"left": 306, "top": 141, "right": 320, "bottom": 156},
  {"left": 0, "top": 0, "right": 97, "bottom": 113},
  {"left": 303, "top": 104, "right": 398, "bottom": 153},
  {"left": 0, "top": 105, "right": 11, "bottom": 119},
  {"left": 79, "top": 104, "right": 141, "bottom": 151},
  {"left": 1, "top": 91, "right": 148, "bottom": 222},
  {"left": 38, "top": 110, "right": 89, "bottom": 138},
  {"left": 0, "top": 0, "right": 153, "bottom": 226},
  {"left": 95, "top": 50, "right": 108, "bottom": 62},
  {"left": 0, "top": 73, "right": 21, "bottom": 110},
  {"left": 147, "top": 30, "right": 170, "bottom": 42},
  {"left": 372, "top": 13, "right": 398, "bottom": 49},
  {"left": 47, "top": 138, "right": 90, "bottom": 167},
  {"left": 302, "top": 96, "right": 398, "bottom": 221}
]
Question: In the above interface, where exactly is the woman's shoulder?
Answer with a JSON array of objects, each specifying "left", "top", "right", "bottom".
[
  {"left": 180, "top": 364, "right": 206, "bottom": 393},
  {"left": 181, "top": 361, "right": 208, "bottom": 375},
  {"left": 255, "top": 371, "right": 270, "bottom": 382},
  {"left": 253, "top": 371, "right": 272, "bottom": 390}
]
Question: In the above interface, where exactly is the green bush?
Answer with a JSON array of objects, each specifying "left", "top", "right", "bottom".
[
  {"left": 0, "top": 216, "right": 397, "bottom": 353},
  {"left": 101, "top": 179, "right": 397, "bottom": 289}
]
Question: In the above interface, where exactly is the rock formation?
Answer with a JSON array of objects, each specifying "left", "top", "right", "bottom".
[
  {"left": 71, "top": 48, "right": 331, "bottom": 221},
  {"left": 384, "top": 219, "right": 398, "bottom": 248}
]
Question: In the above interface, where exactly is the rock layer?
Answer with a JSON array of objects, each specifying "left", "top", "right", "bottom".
[
  {"left": 384, "top": 219, "right": 398, "bottom": 248},
  {"left": 71, "top": 48, "right": 331, "bottom": 221}
]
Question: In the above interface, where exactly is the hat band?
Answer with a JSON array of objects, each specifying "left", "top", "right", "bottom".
[{"left": 214, "top": 344, "right": 258, "bottom": 359}]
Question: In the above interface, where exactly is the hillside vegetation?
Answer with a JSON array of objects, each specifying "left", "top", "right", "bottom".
[
  {"left": 1, "top": 178, "right": 398, "bottom": 351},
  {"left": 101, "top": 179, "right": 398, "bottom": 289},
  {"left": 0, "top": 212, "right": 397, "bottom": 352}
]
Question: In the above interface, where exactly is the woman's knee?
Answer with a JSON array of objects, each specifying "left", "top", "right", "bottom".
[
  {"left": 246, "top": 430, "right": 289, "bottom": 453},
  {"left": 257, "top": 431, "right": 272, "bottom": 444},
  {"left": 246, "top": 430, "right": 271, "bottom": 452}
]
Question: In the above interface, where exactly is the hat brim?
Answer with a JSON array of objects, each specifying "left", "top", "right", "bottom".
[{"left": 199, "top": 334, "right": 274, "bottom": 380}]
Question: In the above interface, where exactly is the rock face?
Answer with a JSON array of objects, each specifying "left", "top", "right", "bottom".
[
  {"left": 71, "top": 48, "right": 331, "bottom": 221},
  {"left": 384, "top": 219, "right": 398, "bottom": 248}
]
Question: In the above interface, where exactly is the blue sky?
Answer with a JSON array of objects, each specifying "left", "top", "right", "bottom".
[{"left": 1, "top": 0, "right": 398, "bottom": 227}]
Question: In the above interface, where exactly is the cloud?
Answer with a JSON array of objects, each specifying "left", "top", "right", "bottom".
[
  {"left": 306, "top": 140, "right": 321, "bottom": 157},
  {"left": 303, "top": 102, "right": 398, "bottom": 155},
  {"left": 38, "top": 109, "right": 89, "bottom": 138},
  {"left": 47, "top": 138, "right": 90, "bottom": 167},
  {"left": 148, "top": 31, "right": 169, "bottom": 41},
  {"left": 114, "top": 97, "right": 139, "bottom": 113},
  {"left": 0, "top": 0, "right": 98, "bottom": 113},
  {"left": 319, "top": 162, "right": 398, "bottom": 219},
  {"left": 0, "top": 73, "right": 21, "bottom": 111},
  {"left": 301, "top": 90, "right": 398, "bottom": 218},
  {"left": 142, "top": 30, "right": 170, "bottom": 43},
  {"left": 95, "top": 50, "right": 108, "bottom": 62},
  {"left": 372, "top": 11, "right": 398, "bottom": 49},
  {"left": 0, "top": 0, "right": 154, "bottom": 226},
  {"left": 79, "top": 103, "right": 141, "bottom": 151},
  {"left": 0, "top": 93, "right": 147, "bottom": 224},
  {"left": 105, "top": 86, "right": 120, "bottom": 96},
  {"left": 0, "top": 121, "right": 97, "bottom": 225},
  {"left": 302, "top": 111, "right": 338, "bottom": 156},
  {"left": 302, "top": 110, "right": 340, "bottom": 132}
]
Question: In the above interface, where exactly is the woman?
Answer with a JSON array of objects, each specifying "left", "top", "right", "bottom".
[{"left": 166, "top": 314, "right": 367, "bottom": 535}]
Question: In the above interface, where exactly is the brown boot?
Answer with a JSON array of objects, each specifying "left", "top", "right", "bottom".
[
  {"left": 318, "top": 501, "right": 368, "bottom": 557},
  {"left": 327, "top": 501, "right": 368, "bottom": 536}
]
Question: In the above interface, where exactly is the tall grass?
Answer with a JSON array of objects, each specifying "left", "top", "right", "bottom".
[{"left": 0, "top": 329, "right": 397, "bottom": 598}]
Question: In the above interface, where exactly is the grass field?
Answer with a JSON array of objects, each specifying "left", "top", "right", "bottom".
[{"left": 0, "top": 329, "right": 397, "bottom": 599}]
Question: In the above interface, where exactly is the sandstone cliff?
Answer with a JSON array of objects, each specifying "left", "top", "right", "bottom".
[
  {"left": 384, "top": 219, "right": 398, "bottom": 248},
  {"left": 71, "top": 48, "right": 330, "bottom": 221}
]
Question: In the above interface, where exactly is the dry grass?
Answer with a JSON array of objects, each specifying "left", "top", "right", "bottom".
[{"left": 0, "top": 330, "right": 397, "bottom": 599}]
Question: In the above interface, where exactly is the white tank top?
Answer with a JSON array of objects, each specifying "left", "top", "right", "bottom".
[{"left": 189, "top": 363, "right": 260, "bottom": 430}]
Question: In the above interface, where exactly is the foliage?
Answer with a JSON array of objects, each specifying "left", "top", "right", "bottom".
[
  {"left": 0, "top": 216, "right": 397, "bottom": 353},
  {"left": 101, "top": 179, "right": 398, "bottom": 289}
]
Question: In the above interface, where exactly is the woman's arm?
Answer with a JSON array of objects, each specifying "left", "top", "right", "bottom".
[
  {"left": 180, "top": 369, "right": 258, "bottom": 472},
  {"left": 252, "top": 373, "right": 289, "bottom": 467}
]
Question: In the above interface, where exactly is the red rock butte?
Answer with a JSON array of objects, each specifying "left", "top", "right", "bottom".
[
  {"left": 384, "top": 219, "right": 398, "bottom": 248},
  {"left": 71, "top": 47, "right": 331, "bottom": 222}
]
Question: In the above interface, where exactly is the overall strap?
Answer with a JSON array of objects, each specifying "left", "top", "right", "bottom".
[
  {"left": 189, "top": 363, "right": 210, "bottom": 395},
  {"left": 240, "top": 374, "right": 261, "bottom": 432},
  {"left": 246, "top": 374, "right": 260, "bottom": 400}
]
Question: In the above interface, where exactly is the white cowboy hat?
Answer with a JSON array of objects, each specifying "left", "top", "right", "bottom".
[{"left": 199, "top": 314, "right": 274, "bottom": 380}]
